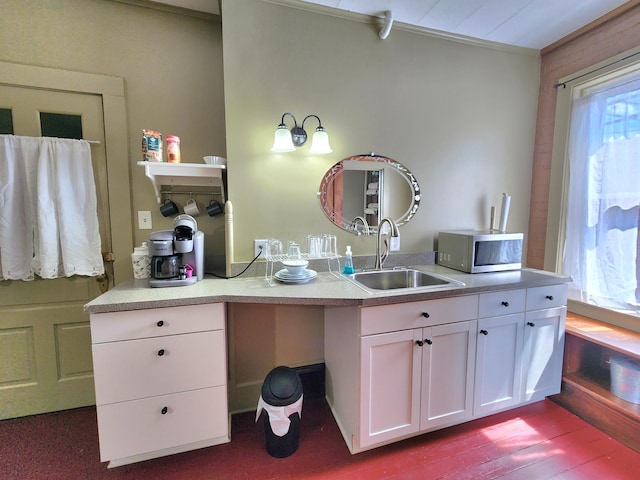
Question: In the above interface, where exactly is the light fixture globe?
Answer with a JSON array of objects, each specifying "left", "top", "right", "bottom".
[
  {"left": 309, "top": 127, "right": 332, "bottom": 154},
  {"left": 271, "top": 124, "right": 296, "bottom": 152}
]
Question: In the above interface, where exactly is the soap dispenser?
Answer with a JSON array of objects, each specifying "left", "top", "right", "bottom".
[{"left": 342, "top": 245, "right": 355, "bottom": 274}]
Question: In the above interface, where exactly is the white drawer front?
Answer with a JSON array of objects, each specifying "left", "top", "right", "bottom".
[
  {"left": 93, "top": 330, "right": 226, "bottom": 405},
  {"left": 360, "top": 295, "right": 478, "bottom": 336},
  {"left": 96, "top": 386, "right": 228, "bottom": 462},
  {"left": 526, "top": 284, "right": 568, "bottom": 311},
  {"left": 91, "top": 303, "right": 225, "bottom": 343},
  {"left": 478, "top": 289, "right": 526, "bottom": 318}
]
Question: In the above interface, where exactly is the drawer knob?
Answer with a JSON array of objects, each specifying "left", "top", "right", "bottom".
[
  {"left": 161, "top": 406, "right": 168, "bottom": 415},
  {"left": 545, "top": 295, "right": 554, "bottom": 300},
  {"left": 421, "top": 312, "right": 430, "bottom": 318},
  {"left": 157, "top": 320, "right": 164, "bottom": 327},
  {"left": 157, "top": 349, "right": 165, "bottom": 356},
  {"left": 527, "top": 322, "right": 535, "bottom": 327},
  {"left": 425, "top": 338, "right": 433, "bottom": 345},
  {"left": 501, "top": 301, "right": 509, "bottom": 307},
  {"left": 416, "top": 339, "right": 424, "bottom": 347},
  {"left": 480, "top": 329, "right": 488, "bottom": 336}
]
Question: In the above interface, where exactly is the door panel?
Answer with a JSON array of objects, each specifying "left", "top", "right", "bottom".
[{"left": 0, "top": 84, "right": 110, "bottom": 419}]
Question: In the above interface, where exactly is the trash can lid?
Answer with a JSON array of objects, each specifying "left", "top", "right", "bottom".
[{"left": 261, "top": 366, "right": 303, "bottom": 407}]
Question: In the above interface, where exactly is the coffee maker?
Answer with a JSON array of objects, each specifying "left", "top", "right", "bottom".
[{"left": 148, "top": 215, "right": 204, "bottom": 287}]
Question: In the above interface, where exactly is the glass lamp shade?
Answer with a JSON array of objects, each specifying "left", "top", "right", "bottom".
[
  {"left": 271, "top": 125, "right": 296, "bottom": 152},
  {"left": 309, "top": 128, "right": 332, "bottom": 154}
]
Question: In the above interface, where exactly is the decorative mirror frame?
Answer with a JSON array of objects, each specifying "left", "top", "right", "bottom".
[{"left": 318, "top": 153, "right": 421, "bottom": 234}]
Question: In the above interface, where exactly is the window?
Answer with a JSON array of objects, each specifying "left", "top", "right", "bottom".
[{"left": 557, "top": 59, "right": 640, "bottom": 320}]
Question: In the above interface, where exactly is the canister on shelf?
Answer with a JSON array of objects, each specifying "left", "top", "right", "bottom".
[{"left": 166, "top": 135, "right": 181, "bottom": 163}]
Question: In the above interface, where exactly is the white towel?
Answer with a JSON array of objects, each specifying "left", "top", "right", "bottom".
[{"left": 0, "top": 135, "right": 103, "bottom": 280}]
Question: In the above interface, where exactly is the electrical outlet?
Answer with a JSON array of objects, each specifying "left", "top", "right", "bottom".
[
  {"left": 138, "top": 210, "right": 152, "bottom": 230},
  {"left": 254, "top": 239, "right": 267, "bottom": 257},
  {"left": 390, "top": 236, "right": 400, "bottom": 251}
]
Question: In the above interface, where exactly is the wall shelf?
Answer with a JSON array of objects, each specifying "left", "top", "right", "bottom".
[{"left": 137, "top": 161, "right": 226, "bottom": 204}]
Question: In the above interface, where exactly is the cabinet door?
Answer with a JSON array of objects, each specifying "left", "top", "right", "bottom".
[
  {"left": 360, "top": 329, "right": 421, "bottom": 448},
  {"left": 420, "top": 320, "right": 477, "bottom": 431},
  {"left": 521, "top": 307, "right": 566, "bottom": 402},
  {"left": 474, "top": 313, "right": 524, "bottom": 416}
]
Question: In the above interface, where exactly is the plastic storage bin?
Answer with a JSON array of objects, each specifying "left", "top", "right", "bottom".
[
  {"left": 611, "top": 355, "right": 640, "bottom": 404},
  {"left": 256, "top": 366, "right": 303, "bottom": 458}
]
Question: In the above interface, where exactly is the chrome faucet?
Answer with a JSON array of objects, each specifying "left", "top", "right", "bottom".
[
  {"left": 351, "top": 216, "right": 370, "bottom": 235},
  {"left": 375, "top": 217, "right": 399, "bottom": 269}
]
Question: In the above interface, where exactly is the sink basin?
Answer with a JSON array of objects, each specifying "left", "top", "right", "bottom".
[{"left": 345, "top": 268, "right": 464, "bottom": 293}]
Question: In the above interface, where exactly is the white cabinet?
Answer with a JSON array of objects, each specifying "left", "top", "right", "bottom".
[
  {"left": 420, "top": 320, "right": 477, "bottom": 430},
  {"left": 522, "top": 284, "right": 567, "bottom": 402},
  {"left": 474, "top": 312, "right": 525, "bottom": 416},
  {"left": 327, "top": 295, "right": 479, "bottom": 453},
  {"left": 326, "top": 282, "right": 568, "bottom": 455},
  {"left": 90, "top": 303, "right": 229, "bottom": 467}
]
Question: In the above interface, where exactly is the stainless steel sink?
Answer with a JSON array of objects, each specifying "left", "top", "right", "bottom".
[{"left": 344, "top": 268, "right": 464, "bottom": 293}]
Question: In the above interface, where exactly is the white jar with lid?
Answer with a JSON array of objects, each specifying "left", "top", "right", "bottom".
[{"left": 131, "top": 242, "right": 151, "bottom": 279}]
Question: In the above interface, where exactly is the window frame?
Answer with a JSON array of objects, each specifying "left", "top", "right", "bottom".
[{"left": 546, "top": 46, "right": 640, "bottom": 332}]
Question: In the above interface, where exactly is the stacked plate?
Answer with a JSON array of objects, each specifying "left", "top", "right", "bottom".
[{"left": 274, "top": 268, "right": 317, "bottom": 284}]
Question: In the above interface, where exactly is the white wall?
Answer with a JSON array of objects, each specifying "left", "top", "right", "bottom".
[{"left": 222, "top": 0, "right": 541, "bottom": 262}]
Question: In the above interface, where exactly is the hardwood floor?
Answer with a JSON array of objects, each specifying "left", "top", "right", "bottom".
[{"left": 0, "top": 398, "right": 638, "bottom": 479}]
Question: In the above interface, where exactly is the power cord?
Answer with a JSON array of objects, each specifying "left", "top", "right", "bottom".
[{"left": 206, "top": 245, "right": 263, "bottom": 279}]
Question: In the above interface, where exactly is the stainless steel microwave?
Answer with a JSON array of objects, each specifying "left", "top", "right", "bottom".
[{"left": 437, "top": 230, "right": 523, "bottom": 273}]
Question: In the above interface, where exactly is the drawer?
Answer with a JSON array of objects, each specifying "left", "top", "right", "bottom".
[
  {"left": 91, "top": 303, "right": 225, "bottom": 343},
  {"left": 526, "top": 284, "right": 568, "bottom": 311},
  {"left": 360, "top": 295, "right": 478, "bottom": 336},
  {"left": 96, "top": 385, "right": 229, "bottom": 462},
  {"left": 93, "top": 330, "right": 226, "bottom": 405},
  {"left": 478, "top": 289, "right": 526, "bottom": 318}
]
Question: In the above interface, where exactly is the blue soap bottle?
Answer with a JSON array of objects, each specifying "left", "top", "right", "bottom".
[{"left": 342, "top": 245, "right": 355, "bottom": 274}]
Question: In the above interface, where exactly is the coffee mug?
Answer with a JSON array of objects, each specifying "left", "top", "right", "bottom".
[
  {"left": 160, "top": 198, "right": 179, "bottom": 217},
  {"left": 206, "top": 199, "right": 223, "bottom": 217},
  {"left": 184, "top": 198, "right": 200, "bottom": 216}
]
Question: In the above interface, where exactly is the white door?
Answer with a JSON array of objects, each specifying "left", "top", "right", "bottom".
[
  {"left": 0, "top": 84, "right": 111, "bottom": 419},
  {"left": 420, "top": 320, "right": 477, "bottom": 430},
  {"left": 360, "top": 329, "right": 421, "bottom": 448},
  {"left": 474, "top": 313, "right": 524, "bottom": 416},
  {"left": 522, "top": 307, "right": 566, "bottom": 402}
]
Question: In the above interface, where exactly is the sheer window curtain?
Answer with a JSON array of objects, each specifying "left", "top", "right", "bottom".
[
  {"left": 0, "top": 135, "right": 104, "bottom": 281},
  {"left": 564, "top": 78, "right": 640, "bottom": 312}
]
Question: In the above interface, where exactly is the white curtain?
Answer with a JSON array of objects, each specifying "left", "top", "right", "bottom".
[
  {"left": 0, "top": 135, "right": 104, "bottom": 281},
  {"left": 564, "top": 79, "right": 640, "bottom": 310}
]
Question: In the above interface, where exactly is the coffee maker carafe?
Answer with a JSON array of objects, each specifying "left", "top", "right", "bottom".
[{"left": 148, "top": 215, "right": 204, "bottom": 287}]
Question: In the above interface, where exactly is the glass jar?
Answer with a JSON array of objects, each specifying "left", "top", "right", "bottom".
[{"left": 166, "top": 135, "right": 181, "bottom": 163}]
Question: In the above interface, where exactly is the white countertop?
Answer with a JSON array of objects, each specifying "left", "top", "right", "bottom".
[{"left": 84, "top": 265, "right": 571, "bottom": 314}]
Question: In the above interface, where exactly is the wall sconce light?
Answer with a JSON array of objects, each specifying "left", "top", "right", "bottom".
[{"left": 271, "top": 112, "right": 333, "bottom": 154}]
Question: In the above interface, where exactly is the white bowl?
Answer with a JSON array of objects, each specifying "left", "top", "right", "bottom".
[
  {"left": 203, "top": 155, "right": 226, "bottom": 165},
  {"left": 282, "top": 259, "right": 309, "bottom": 275}
]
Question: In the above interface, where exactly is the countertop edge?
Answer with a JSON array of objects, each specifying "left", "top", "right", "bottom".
[{"left": 84, "top": 267, "right": 571, "bottom": 314}]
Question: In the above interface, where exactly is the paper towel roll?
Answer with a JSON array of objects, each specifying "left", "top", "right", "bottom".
[{"left": 499, "top": 193, "right": 511, "bottom": 232}]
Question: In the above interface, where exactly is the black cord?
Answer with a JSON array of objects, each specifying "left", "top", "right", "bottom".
[{"left": 206, "top": 246, "right": 263, "bottom": 279}]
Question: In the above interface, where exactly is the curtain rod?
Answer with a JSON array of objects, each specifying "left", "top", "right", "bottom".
[{"left": 554, "top": 50, "right": 640, "bottom": 89}]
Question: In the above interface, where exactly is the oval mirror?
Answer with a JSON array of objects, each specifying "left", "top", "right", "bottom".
[{"left": 318, "top": 153, "right": 421, "bottom": 235}]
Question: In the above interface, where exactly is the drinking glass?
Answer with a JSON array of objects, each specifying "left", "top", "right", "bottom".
[
  {"left": 288, "top": 242, "right": 301, "bottom": 259},
  {"left": 306, "top": 235, "right": 322, "bottom": 259},
  {"left": 322, "top": 234, "right": 337, "bottom": 257}
]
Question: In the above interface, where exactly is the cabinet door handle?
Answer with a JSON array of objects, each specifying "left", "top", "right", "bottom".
[
  {"left": 157, "top": 348, "right": 165, "bottom": 356},
  {"left": 421, "top": 312, "right": 430, "bottom": 318},
  {"left": 416, "top": 339, "right": 424, "bottom": 347},
  {"left": 425, "top": 338, "right": 433, "bottom": 345},
  {"left": 156, "top": 320, "right": 164, "bottom": 327},
  {"left": 501, "top": 301, "right": 509, "bottom": 307},
  {"left": 527, "top": 322, "right": 535, "bottom": 327},
  {"left": 480, "top": 329, "right": 488, "bottom": 335},
  {"left": 161, "top": 406, "right": 168, "bottom": 415},
  {"left": 545, "top": 295, "right": 554, "bottom": 300}
]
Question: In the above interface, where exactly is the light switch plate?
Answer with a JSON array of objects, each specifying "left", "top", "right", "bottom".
[{"left": 138, "top": 211, "right": 152, "bottom": 230}]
